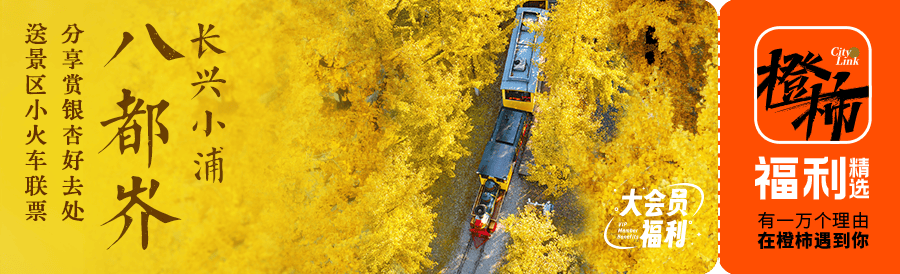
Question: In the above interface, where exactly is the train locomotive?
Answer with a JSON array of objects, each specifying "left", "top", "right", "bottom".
[{"left": 468, "top": 1, "right": 549, "bottom": 245}]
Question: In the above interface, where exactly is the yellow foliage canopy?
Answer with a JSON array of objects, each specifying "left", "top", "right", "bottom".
[
  {"left": 501, "top": 206, "right": 577, "bottom": 274},
  {"left": 526, "top": 0, "right": 718, "bottom": 273},
  {"left": 274, "top": 0, "right": 525, "bottom": 273}
]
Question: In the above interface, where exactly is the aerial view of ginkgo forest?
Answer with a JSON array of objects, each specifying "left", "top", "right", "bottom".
[
  {"left": 0, "top": 0, "right": 717, "bottom": 273},
  {"left": 266, "top": 0, "right": 719, "bottom": 273}
]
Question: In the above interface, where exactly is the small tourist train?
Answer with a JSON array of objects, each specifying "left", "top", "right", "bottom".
[{"left": 468, "top": 0, "right": 552, "bottom": 246}]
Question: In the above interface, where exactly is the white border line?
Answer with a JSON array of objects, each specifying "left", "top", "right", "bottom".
[
  {"left": 716, "top": 16, "right": 722, "bottom": 259},
  {"left": 753, "top": 26, "right": 872, "bottom": 144}
]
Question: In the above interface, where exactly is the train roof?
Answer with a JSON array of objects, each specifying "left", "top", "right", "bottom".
[
  {"left": 500, "top": 7, "right": 547, "bottom": 94},
  {"left": 477, "top": 108, "right": 528, "bottom": 181}
]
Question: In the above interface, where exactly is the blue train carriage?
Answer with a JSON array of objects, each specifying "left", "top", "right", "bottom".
[
  {"left": 469, "top": 107, "right": 532, "bottom": 241},
  {"left": 500, "top": 4, "right": 549, "bottom": 113}
]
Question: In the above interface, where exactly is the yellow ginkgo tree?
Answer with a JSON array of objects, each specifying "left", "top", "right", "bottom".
[
  {"left": 524, "top": 0, "right": 718, "bottom": 273},
  {"left": 272, "top": 0, "right": 527, "bottom": 273},
  {"left": 501, "top": 206, "right": 577, "bottom": 274}
]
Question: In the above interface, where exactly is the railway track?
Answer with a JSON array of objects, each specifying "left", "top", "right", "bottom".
[
  {"left": 442, "top": 3, "right": 550, "bottom": 273},
  {"left": 453, "top": 237, "right": 488, "bottom": 274}
]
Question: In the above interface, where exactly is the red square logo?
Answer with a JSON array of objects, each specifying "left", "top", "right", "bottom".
[{"left": 755, "top": 27, "right": 871, "bottom": 144}]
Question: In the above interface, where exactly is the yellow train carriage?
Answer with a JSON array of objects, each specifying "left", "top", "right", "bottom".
[{"left": 500, "top": 5, "right": 549, "bottom": 113}]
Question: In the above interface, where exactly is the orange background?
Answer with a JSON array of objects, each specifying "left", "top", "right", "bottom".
[{"left": 721, "top": 0, "right": 899, "bottom": 273}]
